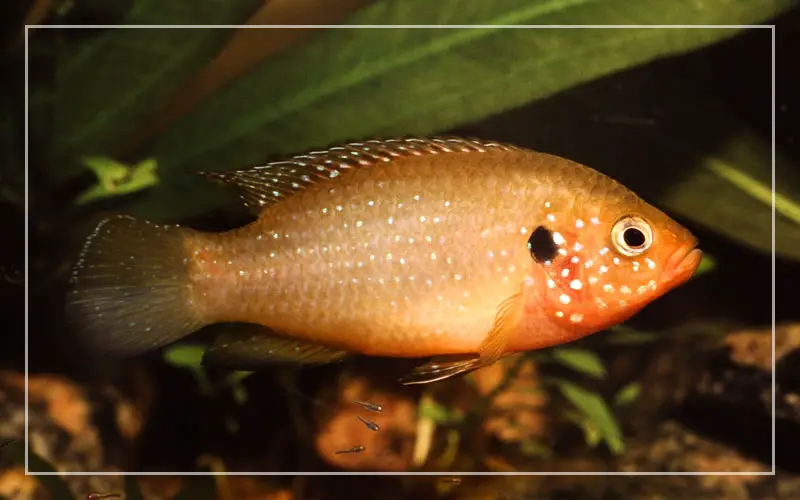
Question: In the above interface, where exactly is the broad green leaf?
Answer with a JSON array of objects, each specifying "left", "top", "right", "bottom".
[
  {"left": 127, "top": 0, "right": 792, "bottom": 220},
  {"left": 613, "top": 382, "right": 642, "bottom": 407},
  {"left": 76, "top": 157, "right": 159, "bottom": 205},
  {"left": 550, "top": 347, "right": 607, "bottom": 379},
  {"left": 554, "top": 379, "right": 624, "bottom": 455},
  {"left": 48, "top": 0, "right": 262, "bottom": 177}
]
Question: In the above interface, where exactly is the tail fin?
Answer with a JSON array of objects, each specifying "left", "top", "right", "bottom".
[{"left": 67, "top": 215, "right": 206, "bottom": 356}]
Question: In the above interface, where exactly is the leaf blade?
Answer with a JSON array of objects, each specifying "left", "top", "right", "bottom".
[
  {"left": 127, "top": 0, "right": 792, "bottom": 220},
  {"left": 50, "top": 0, "right": 263, "bottom": 177}
]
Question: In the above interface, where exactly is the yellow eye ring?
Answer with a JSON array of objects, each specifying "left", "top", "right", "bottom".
[{"left": 611, "top": 215, "right": 652, "bottom": 256}]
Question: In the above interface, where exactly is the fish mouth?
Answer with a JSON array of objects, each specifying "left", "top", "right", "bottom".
[{"left": 665, "top": 239, "right": 703, "bottom": 283}]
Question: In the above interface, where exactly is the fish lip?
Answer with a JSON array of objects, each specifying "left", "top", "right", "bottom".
[{"left": 665, "top": 240, "right": 702, "bottom": 283}]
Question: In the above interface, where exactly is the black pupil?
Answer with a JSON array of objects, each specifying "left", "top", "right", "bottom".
[
  {"left": 527, "top": 226, "right": 559, "bottom": 263},
  {"left": 623, "top": 227, "right": 646, "bottom": 248}
]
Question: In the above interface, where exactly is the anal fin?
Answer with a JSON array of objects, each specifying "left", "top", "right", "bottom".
[{"left": 202, "top": 323, "right": 350, "bottom": 369}]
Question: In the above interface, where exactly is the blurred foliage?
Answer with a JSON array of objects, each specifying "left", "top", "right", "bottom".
[
  {"left": 49, "top": 0, "right": 263, "bottom": 166},
  {"left": 614, "top": 382, "right": 642, "bottom": 407},
  {"left": 27, "top": 0, "right": 795, "bottom": 261},
  {"left": 547, "top": 378, "right": 625, "bottom": 455},
  {"left": 76, "top": 156, "right": 158, "bottom": 204},
  {"left": 1, "top": 440, "right": 75, "bottom": 499},
  {"left": 549, "top": 347, "right": 607, "bottom": 380}
]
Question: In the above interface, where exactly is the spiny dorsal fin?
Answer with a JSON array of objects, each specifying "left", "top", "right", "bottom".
[{"left": 195, "top": 136, "right": 520, "bottom": 211}]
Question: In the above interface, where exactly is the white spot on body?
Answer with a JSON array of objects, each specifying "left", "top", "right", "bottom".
[
  {"left": 570, "top": 313, "right": 584, "bottom": 323},
  {"left": 570, "top": 279, "right": 583, "bottom": 290},
  {"left": 559, "top": 294, "right": 571, "bottom": 304},
  {"left": 552, "top": 232, "right": 566, "bottom": 245}
]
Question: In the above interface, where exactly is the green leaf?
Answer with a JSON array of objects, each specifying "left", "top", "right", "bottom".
[
  {"left": 550, "top": 347, "right": 607, "bottom": 379},
  {"left": 554, "top": 379, "right": 625, "bottom": 455},
  {"left": 519, "top": 439, "right": 551, "bottom": 458},
  {"left": 163, "top": 344, "right": 206, "bottom": 368},
  {"left": 128, "top": 0, "right": 792, "bottom": 219},
  {"left": 606, "top": 325, "right": 661, "bottom": 345},
  {"left": 76, "top": 157, "right": 159, "bottom": 205},
  {"left": 227, "top": 370, "right": 255, "bottom": 384},
  {"left": 695, "top": 254, "right": 716, "bottom": 276},
  {"left": 231, "top": 383, "right": 249, "bottom": 405},
  {"left": 49, "top": 0, "right": 263, "bottom": 176},
  {"left": 419, "top": 398, "right": 464, "bottom": 424},
  {"left": 613, "top": 382, "right": 641, "bottom": 407}
]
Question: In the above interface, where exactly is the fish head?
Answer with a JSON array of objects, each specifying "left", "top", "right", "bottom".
[{"left": 518, "top": 180, "right": 701, "bottom": 344}]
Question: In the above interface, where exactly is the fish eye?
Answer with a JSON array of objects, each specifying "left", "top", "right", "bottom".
[
  {"left": 611, "top": 216, "right": 652, "bottom": 256},
  {"left": 527, "top": 226, "right": 559, "bottom": 263}
]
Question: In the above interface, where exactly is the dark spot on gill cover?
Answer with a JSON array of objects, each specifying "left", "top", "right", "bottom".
[{"left": 528, "top": 226, "right": 559, "bottom": 263}]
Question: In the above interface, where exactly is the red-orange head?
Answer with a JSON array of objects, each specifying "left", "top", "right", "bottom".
[{"left": 515, "top": 162, "right": 701, "bottom": 347}]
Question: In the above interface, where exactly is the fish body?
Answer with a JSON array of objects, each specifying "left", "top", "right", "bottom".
[{"left": 67, "top": 137, "right": 701, "bottom": 384}]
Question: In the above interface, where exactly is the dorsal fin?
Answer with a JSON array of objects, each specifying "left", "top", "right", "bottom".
[{"left": 194, "top": 136, "right": 520, "bottom": 211}]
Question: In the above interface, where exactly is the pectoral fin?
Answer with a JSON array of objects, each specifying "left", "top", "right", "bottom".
[
  {"left": 202, "top": 323, "right": 350, "bottom": 369},
  {"left": 478, "top": 293, "right": 523, "bottom": 364}
]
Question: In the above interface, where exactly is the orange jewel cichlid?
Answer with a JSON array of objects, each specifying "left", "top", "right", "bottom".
[{"left": 67, "top": 137, "right": 702, "bottom": 384}]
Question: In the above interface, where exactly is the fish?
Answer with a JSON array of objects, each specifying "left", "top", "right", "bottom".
[
  {"left": 352, "top": 400, "right": 384, "bottom": 412},
  {"left": 334, "top": 445, "right": 366, "bottom": 454},
  {"left": 66, "top": 136, "right": 702, "bottom": 385},
  {"left": 357, "top": 415, "right": 380, "bottom": 431}
]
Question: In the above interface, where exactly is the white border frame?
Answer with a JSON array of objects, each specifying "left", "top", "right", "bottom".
[{"left": 23, "top": 24, "right": 776, "bottom": 477}]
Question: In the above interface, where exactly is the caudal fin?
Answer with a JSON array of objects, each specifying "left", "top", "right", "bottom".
[{"left": 67, "top": 215, "right": 205, "bottom": 356}]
